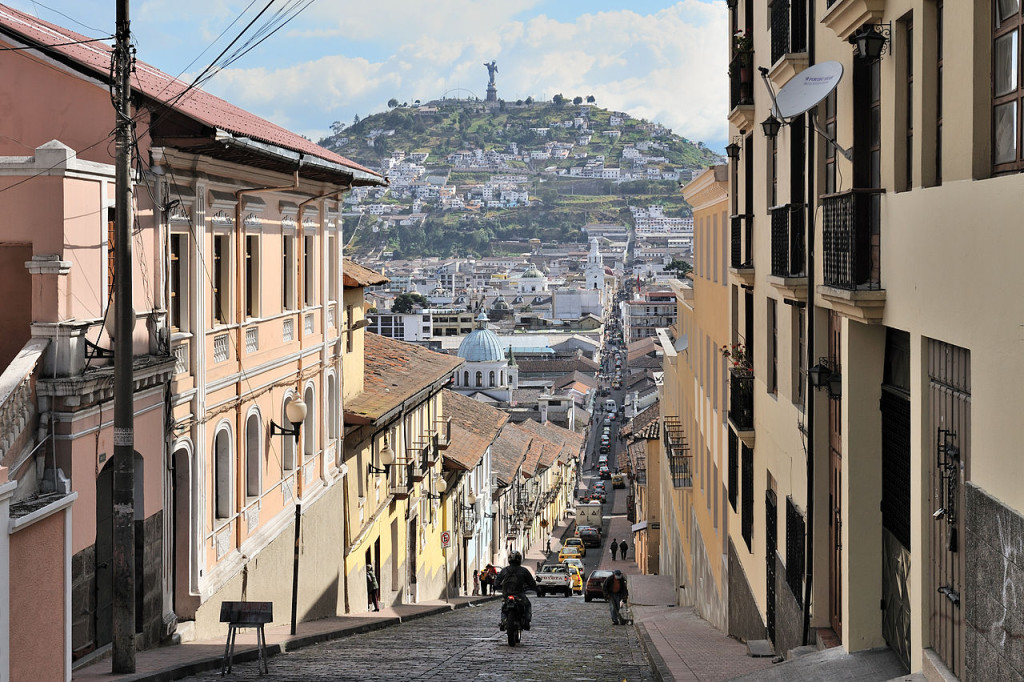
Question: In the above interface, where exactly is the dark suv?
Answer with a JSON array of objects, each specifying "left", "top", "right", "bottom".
[{"left": 579, "top": 528, "right": 601, "bottom": 548}]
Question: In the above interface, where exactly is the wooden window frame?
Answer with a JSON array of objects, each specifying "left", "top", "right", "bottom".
[{"left": 993, "top": 1, "right": 1024, "bottom": 174}]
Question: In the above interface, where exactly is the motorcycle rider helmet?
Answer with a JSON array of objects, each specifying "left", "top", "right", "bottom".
[
  {"left": 508, "top": 550, "right": 523, "bottom": 565},
  {"left": 613, "top": 569, "right": 622, "bottom": 576}
]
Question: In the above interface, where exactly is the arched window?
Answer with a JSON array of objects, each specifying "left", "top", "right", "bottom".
[
  {"left": 282, "top": 397, "right": 296, "bottom": 471},
  {"left": 214, "top": 427, "right": 232, "bottom": 519},
  {"left": 303, "top": 385, "right": 316, "bottom": 460},
  {"left": 245, "top": 413, "right": 261, "bottom": 498},
  {"left": 327, "top": 374, "right": 340, "bottom": 466},
  {"left": 476, "top": 371, "right": 483, "bottom": 387},
  {"left": 500, "top": 370, "right": 505, "bottom": 385},
  {"left": 489, "top": 370, "right": 495, "bottom": 386},
  {"left": 463, "top": 370, "right": 469, "bottom": 386}
]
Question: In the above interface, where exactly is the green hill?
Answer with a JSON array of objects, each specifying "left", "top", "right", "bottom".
[{"left": 318, "top": 98, "right": 719, "bottom": 259}]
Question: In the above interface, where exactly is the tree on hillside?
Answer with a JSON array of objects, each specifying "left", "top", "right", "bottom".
[
  {"left": 525, "top": 96, "right": 534, "bottom": 104},
  {"left": 586, "top": 95, "right": 596, "bottom": 103},
  {"left": 552, "top": 93, "right": 566, "bottom": 105},
  {"left": 388, "top": 98, "right": 399, "bottom": 108},
  {"left": 573, "top": 96, "right": 583, "bottom": 105},
  {"left": 392, "top": 292, "right": 428, "bottom": 313}
]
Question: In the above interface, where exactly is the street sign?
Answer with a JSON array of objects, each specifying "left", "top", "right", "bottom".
[{"left": 440, "top": 530, "right": 451, "bottom": 548}]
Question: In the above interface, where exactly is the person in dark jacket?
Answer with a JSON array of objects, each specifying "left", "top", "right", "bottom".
[
  {"left": 619, "top": 539, "right": 629, "bottom": 560},
  {"left": 495, "top": 551, "right": 539, "bottom": 630},
  {"left": 366, "top": 565, "right": 380, "bottom": 612},
  {"left": 610, "top": 538, "right": 619, "bottom": 560},
  {"left": 602, "top": 569, "right": 629, "bottom": 624}
]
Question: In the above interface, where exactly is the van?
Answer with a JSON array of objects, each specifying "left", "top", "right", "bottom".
[{"left": 604, "top": 398, "right": 616, "bottom": 413}]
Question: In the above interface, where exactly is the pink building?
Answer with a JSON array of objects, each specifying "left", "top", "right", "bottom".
[{"left": 0, "top": 4, "right": 384, "bottom": 672}]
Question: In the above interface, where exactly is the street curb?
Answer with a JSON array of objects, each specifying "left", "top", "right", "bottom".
[
  {"left": 117, "top": 598, "right": 502, "bottom": 681},
  {"left": 635, "top": 621, "right": 674, "bottom": 682}
]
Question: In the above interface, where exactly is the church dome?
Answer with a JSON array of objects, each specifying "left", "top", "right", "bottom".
[
  {"left": 492, "top": 295, "right": 511, "bottom": 311},
  {"left": 457, "top": 313, "right": 505, "bottom": 362},
  {"left": 522, "top": 265, "right": 544, "bottom": 278}
]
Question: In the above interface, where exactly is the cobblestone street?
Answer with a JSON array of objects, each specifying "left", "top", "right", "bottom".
[{"left": 188, "top": 591, "right": 654, "bottom": 681}]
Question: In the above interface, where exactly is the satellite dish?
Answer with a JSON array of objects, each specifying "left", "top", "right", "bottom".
[{"left": 773, "top": 61, "right": 844, "bottom": 119}]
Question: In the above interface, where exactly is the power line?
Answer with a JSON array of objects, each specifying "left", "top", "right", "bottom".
[{"left": 0, "top": 35, "right": 111, "bottom": 50}]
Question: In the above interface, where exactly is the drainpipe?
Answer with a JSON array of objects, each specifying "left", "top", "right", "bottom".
[{"left": 802, "top": 0, "right": 816, "bottom": 648}]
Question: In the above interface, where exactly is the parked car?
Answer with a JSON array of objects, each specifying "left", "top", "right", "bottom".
[
  {"left": 585, "top": 569, "right": 614, "bottom": 602},
  {"left": 612, "top": 473, "right": 626, "bottom": 488}
]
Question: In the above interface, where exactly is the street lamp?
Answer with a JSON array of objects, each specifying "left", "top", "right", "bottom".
[
  {"left": 725, "top": 142, "right": 741, "bottom": 160},
  {"left": 808, "top": 359, "right": 842, "bottom": 399},
  {"left": 426, "top": 474, "right": 447, "bottom": 500},
  {"left": 367, "top": 436, "right": 394, "bottom": 475},
  {"left": 761, "top": 114, "right": 782, "bottom": 140},
  {"left": 484, "top": 502, "right": 498, "bottom": 519},
  {"left": 850, "top": 23, "right": 890, "bottom": 60},
  {"left": 270, "top": 398, "right": 308, "bottom": 441}
]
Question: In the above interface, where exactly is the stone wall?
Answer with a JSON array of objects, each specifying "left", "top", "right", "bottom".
[
  {"left": 728, "top": 537, "right": 766, "bottom": 642},
  {"left": 964, "top": 484, "right": 1024, "bottom": 680},
  {"left": 773, "top": 552, "right": 804, "bottom": 655}
]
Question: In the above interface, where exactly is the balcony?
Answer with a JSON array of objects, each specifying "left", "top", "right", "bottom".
[
  {"left": 728, "top": 52, "right": 755, "bottom": 131},
  {"left": 434, "top": 417, "right": 452, "bottom": 450},
  {"left": 823, "top": 0, "right": 887, "bottom": 41},
  {"left": 729, "top": 215, "right": 755, "bottom": 288},
  {"left": 728, "top": 369, "right": 756, "bottom": 448},
  {"left": 411, "top": 444, "right": 429, "bottom": 482},
  {"left": 663, "top": 416, "right": 692, "bottom": 489},
  {"left": 819, "top": 189, "right": 886, "bottom": 323},
  {"left": 768, "top": 0, "right": 808, "bottom": 87},
  {"left": 387, "top": 463, "right": 414, "bottom": 500},
  {"left": 462, "top": 508, "right": 478, "bottom": 537},
  {"left": 768, "top": 204, "right": 807, "bottom": 299}
]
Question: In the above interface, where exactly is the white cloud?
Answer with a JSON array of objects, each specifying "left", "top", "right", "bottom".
[{"left": 186, "top": 0, "right": 730, "bottom": 146}]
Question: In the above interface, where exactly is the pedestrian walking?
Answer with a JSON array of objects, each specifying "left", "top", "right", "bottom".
[
  {"left": 366, "top": 565, "right": 380, "bottom": 612},
  {"left": 619, "top": 539, "right": 629, "bottom": 560},
  {"left": 602, "top": 569, "right": 629, "bottom": 625},
  {"left": 472, "top": 569, "right": 480, "bottom": 596},
  {"left": 610, "top": 538, "right": 619, "bottom": 561},
  {"left": 481, "top": 563, "right": 495, "bottom": 595}
]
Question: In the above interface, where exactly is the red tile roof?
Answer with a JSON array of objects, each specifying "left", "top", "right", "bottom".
[
  {"left": 442, "top": 390, "right": 508, "bottom": 471},
  {"left": 491, "top": 424, "right": 530, "bottom": 487},
  {"left": 0, "top": 4, "right": 381, "bottom": 182},
  {"left": 344, "top": 259, "right": 388, "bottom": 288},
  {"left": 344, "top": 334, "right": 463, "bottom": 424}
]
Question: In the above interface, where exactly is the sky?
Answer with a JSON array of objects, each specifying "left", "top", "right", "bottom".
[{"left": 8, "top": 0, "right": 728, "bottom": 151}]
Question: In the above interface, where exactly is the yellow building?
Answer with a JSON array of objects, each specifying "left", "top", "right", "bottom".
[
  {"left": 622, "top": 404, "right": 662, "bottom": 574},
  {"left": 725, "top": 2, "right": 1024, "bottom": 678},
  {"left": 342, "top": 329, "right": 462, "bottom": 610},
  {"left": 658, "top": 165, "right": 730, "bottom": 631}
]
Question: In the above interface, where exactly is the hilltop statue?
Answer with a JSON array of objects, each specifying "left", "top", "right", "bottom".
[{"left": 484, "top": 60, "right": 498, "bottom": 102}]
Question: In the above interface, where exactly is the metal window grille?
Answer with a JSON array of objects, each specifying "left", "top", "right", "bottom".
[
  {"left": 741, "top": 442, "right": 754, "bottom": 551},
  {"left": 786, "top": 496, "right": 805, "bottom": 607}
]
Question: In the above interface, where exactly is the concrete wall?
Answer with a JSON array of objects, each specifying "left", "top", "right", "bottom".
[
  {"left": 728, "top": 537, "right": 766, "bottom": 643},
  {"left": 964, "top": 484, "right": 1024, "bottom": 681},
  {"left": 10, "top": 511, "right": 66, "bottom": 682}
]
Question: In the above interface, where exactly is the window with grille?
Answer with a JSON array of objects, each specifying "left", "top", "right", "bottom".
[
  {"left": 283, "top": 235, "right": 296, "bottom": 310},
  {"left": 303, "top": 235, "right": 315, "bottom": 307},
  {"left": 245, "top": 235, "right": 259, "bottom": 318},
  {"left": 786, "top": 497, "right": 805, "bottom": 606},
  {"left": 994, "top": 0, "right": 1024, "bottom": 173},
  {"left": 768, "top": 298, "right": 777, "bottom": 395},
  {"left": 793, "top": 305, "right": 806, "bottom": 406},
  {"left": 823, "top": 91, "right": 837, "bottom": 194}
]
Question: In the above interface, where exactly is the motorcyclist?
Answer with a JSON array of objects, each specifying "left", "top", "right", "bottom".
[{"left": 494, "top": 550, "right": 539, "bottom": 630}]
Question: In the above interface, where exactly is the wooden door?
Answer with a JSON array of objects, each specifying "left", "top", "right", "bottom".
[{"left": 928, "top": 340, "right": 970, "bottom": 679}]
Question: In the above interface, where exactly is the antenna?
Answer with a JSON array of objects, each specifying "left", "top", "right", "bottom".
[{"left": 766, "top": 61, "right": 852, "bottom": 161}]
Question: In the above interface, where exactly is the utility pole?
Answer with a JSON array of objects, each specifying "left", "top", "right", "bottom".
[{"left": 112, "top": 0, "right": 136, "bottom": 672}]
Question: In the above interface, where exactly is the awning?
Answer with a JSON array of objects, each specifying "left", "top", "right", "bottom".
[{"left": 631, "top": 520, "right": 648, "bottom": 533}]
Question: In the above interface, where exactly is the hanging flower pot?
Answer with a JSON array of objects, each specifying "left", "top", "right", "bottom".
[{"left": 539, "top": 519, "right": 549, "bottom": 528}]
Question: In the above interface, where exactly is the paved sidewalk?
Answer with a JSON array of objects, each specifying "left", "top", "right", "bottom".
[{"left": 72, "top": 596, "right": 498, "bottom": 682}]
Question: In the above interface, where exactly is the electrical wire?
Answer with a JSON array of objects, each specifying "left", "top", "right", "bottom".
[
  {"left": 0, "top": 35, "right": 111, "bottom": 50},
  {"left": 21, "top": 0, "right": 105, "bottom": 34}
]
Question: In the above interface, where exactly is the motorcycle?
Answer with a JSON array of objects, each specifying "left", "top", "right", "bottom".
[{"left": 501, "top": 594, "right": 528, "bottom": 646}]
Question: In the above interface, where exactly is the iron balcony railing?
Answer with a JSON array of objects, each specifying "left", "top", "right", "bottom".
[
  {"left": 462, "top": 508, "right": 478, "bottom": 537},
  {"left": 729, "top": 52, "right": 754, "bottom": 110},
  {"left": 434, "top": 417, "right": 452, "bottom": 450},
  {"left": 664, "top": 416, "right": 692, "bottom": 488},
  {"left": 731, "top": 214, "right": 754, "bottom": 269},
  {"left": 770, "top": 0, "right": 807, "bottom": 65},
  {"left": 387, "top": 463, "right": 414, "bottom": 500},
  {"left": 770, "top": 204, "right": 806, "bottom": 278},
  {"left": 821, "top": 188, "right": 884, "bottom": 290},
  {"left": 729, "top": 370, "right": 755, "bottom": 431}
]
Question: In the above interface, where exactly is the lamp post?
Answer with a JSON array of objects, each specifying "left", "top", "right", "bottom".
[
  {"left": 850, "top": 24, "right": 890, "bottom": 60},
  {"left": 761, "top": 114, "right": 782, "bottom": 139},
  {"left": 367, "top": 436, "right": 394, "bottom": 475},
  {"left": 271, "top": 398, "right": 308, "bottom": 440},
  {"left": 725, "top": 142, "right": 741, "bottom": 160}
]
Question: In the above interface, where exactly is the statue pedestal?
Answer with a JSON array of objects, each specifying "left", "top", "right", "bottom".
[{"left": 486, "top": 85, "right": 497, "bottom": 102}]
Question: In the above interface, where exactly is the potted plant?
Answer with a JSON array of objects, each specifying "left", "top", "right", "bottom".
[
  {"left": 722, "top": 343, "right": 752, "bottom": 376},
  {"left": 733, "top": 31, "right": 753, "bottom": 83}
]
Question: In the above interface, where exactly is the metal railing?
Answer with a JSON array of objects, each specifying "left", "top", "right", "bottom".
[
  {"left": 770, "top": 204, "right": 806, "bottom": 278},
  {"left": 729, "top": 370, "right": 755, "bottom": 431},
  {"left": 731, "top": 214, "right": 754, "bottom": 269},
  {"left": 770, "top": 0, "right": 807, "bottom": 65},
  {"left": 729, "top": 52, "right": 754, "bottom": 110},
  {"left": 435, "top": 417, "right": 452, "bottom": 450},
  {"left": 821, "top": 188, "right": 884, "bottom": 290},
  {"left": 664, "top": 416, "right": 692, "bottom": 488}
]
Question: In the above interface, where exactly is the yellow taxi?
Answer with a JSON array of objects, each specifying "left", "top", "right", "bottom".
[
  {"left": 562, "top": 537, "right": 587, "bottom": 557},
  {"left": 558, "top": 545, "right": 582, "bottom": 563},
  {"left": 567, "top": 564, "right": 584, "bottom": 594}
]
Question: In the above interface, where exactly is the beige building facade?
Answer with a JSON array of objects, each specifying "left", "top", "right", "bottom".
[{"left": 725, "top": 1, "right": 1024, "bottom": 679}]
